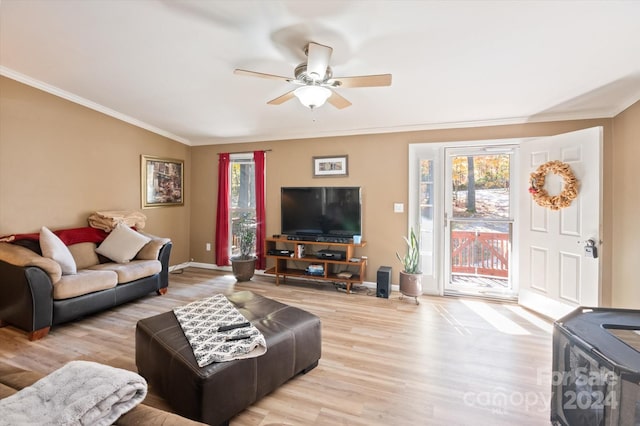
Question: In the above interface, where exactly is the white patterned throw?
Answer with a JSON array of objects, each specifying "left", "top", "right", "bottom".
[{"left": 173, "top": 294, "right": 267, "bottom": 367}]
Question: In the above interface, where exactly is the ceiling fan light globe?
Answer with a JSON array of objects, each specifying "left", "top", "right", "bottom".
[{"left": 294, "top": 86, "right": 331, "bottom": 109}]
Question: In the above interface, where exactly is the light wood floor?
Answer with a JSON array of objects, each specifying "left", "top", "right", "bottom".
[{"left": 0, "top": 268, "right": 554, "bottom": 425}]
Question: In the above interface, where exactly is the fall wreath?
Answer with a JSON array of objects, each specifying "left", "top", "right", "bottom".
[{"left": 528, "top": 160, "right": 578, "bottom": 210}]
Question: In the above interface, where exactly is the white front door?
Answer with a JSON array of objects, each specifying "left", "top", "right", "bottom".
[{"left": 518, "top": 127, "right": 602, "bottom": 319}]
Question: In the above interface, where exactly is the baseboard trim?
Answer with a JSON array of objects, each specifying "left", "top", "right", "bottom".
[
  {"left": 168, "top": 262, "right": 191, "bottom": 272},
  {"left": 187, "top": 262, "right": 223, "bottom": 271}
]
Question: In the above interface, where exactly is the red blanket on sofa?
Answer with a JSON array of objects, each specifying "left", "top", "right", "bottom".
[{"left": 1, "top": 227, "right": 109, "bottom": 245}]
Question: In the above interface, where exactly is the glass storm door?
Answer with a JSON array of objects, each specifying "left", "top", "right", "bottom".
[{"left": 444, "top": 147, "right": 516, "bottom": 299}]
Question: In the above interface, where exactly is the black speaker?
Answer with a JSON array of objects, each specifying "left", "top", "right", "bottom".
[{"left": 376, "top": 266, "right": 392, "bottom": 298}]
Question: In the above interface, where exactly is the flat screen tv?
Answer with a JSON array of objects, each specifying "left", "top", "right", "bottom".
[{"left": 281, "top": 187, "right": 362, "bottom": 238}]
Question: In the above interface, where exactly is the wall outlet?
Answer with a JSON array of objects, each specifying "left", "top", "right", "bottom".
[
  {"left": 205, "top": 243, "right": 211, "bottom": 251},
  {"left": 394, "top": 203, "right": 404, "bottom": 213}
]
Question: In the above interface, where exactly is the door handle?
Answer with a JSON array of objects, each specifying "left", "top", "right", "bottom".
[{"left": 584, "top": 239, "right": 598, "bottom": 258}]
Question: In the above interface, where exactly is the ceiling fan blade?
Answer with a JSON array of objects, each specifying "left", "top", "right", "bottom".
[
  {"left": 306, "top": 42, "right": 333, "bottom": 82},
  {"left": 327, "top": 90, "right": 352, "bottom": 109},
  {"left": 330, "top": 74, "right": 392, "bottom": 88},
  {"left": 234, "top": 68, "right": 293, "bottom": 82},
  {"left": 267, "top": 90, "right": 296, "bottom": 105}
]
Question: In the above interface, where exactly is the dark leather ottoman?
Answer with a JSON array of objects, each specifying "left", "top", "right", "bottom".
[{"left": 135, "top": 291, "right": 321, "bottom": 426}]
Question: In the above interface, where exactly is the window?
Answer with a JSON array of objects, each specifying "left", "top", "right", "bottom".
[
  {"left": 420, "top": 159, "right": 435, "bottom": 275},
  {"left": 229, "top": 154, "right": 256, "bottom": 258}
]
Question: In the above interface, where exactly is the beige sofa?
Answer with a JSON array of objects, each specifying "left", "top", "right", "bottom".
[{"left": 0, "top": 225, "right": 172, "bottom": 340}]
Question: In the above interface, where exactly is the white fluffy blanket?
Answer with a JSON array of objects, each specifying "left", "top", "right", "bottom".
[{"left": 0, "top": 360, "right": 147, "bottom": 426}]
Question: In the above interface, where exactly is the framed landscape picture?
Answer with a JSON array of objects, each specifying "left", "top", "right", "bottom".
[
  {"left": 313, "top": 155, "right": 348, "bottom": 177},
  {"left": 141, "top": 155, "right": 184, "bottom": 207}
]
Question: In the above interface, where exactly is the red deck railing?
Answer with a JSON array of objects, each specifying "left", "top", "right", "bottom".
[{"left": 451, "top": 231, "right": 509, "bottom": 277}]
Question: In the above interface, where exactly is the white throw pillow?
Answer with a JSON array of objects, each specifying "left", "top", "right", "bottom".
[
  {"left": 40, "top": 226, "right": 77, "bottom": 275},
  {"left": 95, "top": 223, "right": 151, "bottom": 263}
]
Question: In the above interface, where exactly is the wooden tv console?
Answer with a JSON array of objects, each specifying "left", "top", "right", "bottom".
[{"left": 264, "top": 237, "right": 366, "bottom": 294}]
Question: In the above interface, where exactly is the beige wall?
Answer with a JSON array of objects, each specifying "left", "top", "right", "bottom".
[
  {"left": 0, "top": 77, "right": 191, "bottom": 264},
  {"left": 611, "top": 100, "right": 640, "bottom": 308},
  {"left": 2, "top": 75, "right": 638, "bottom": 309},
  {"left": 190, "top": 118, "right": 620, "bottom": 306}
]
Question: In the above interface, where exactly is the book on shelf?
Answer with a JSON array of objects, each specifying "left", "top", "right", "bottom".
[{"left": 306, "top": 264, "right": 324, "bottom": 276}]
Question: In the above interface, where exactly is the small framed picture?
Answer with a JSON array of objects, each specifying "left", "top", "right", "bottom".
[
  {"left": 141, "top": 155, "right": 184, "bottom": 208},
  {"left": 313, "top": 155, "right": 348, "bottom": 177}
]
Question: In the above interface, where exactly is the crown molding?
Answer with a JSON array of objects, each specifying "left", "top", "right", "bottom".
[{"left": 190, "top": 109, "right": 619, "bottom": 146}]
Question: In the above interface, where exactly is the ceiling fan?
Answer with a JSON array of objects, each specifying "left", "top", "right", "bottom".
[{"left": 234, "top": 42, "right": 392, "bottom": 110}]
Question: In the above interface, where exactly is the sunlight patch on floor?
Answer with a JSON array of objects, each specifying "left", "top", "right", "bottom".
[
  {"left": 461, "top": 300, "right": 530, "bottom": 335},
  {"left": 505, "top": 305, "right": 553, "bottom": 333},
  {"left": 433, "top": 304, "right": 472, "bottom": 336}
]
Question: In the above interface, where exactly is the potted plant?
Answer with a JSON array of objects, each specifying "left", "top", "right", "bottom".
[
  {"left": 396, "top": 227, "right": 422, "bottom": 304},
  {"left": 231, "top": 213, "right": 257, "bottom": 281}
]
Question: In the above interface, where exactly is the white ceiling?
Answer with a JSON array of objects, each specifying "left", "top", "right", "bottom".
[{"left": 2, "top": 0, "right": 640, "bottom": 146}]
